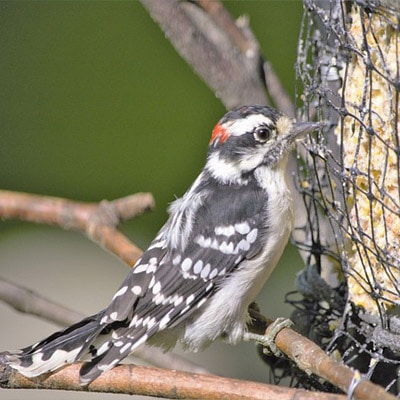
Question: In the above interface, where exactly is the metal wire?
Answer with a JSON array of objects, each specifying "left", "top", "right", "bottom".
[{"left": 286, "top": 0, "right": 400, "bottom": 394}]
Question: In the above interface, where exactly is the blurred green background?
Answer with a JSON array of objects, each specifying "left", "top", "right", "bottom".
[{"left": 0, "top": 1, "right": 303, "bottom": 399}]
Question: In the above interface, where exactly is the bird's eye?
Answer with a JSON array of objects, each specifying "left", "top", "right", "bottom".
[{"left": 253, "top": 127, "right": 271, "bottom": 143}]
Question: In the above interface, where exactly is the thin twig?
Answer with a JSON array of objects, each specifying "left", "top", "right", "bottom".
[
  {"left": 0, "top": 190, "right": 154, "bottom": 265},
  {"left": 0, "top": 362, "right": 347, "bottom": 400},
  {"left": 263, "top": 61, "right": 295, "bottom": 117},
  {"left": 0, "top": 277, "right": 82, "bottom": 327}
]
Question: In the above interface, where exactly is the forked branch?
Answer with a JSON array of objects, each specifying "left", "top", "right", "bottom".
[{"left": 0, "top": 190, "right": 153, "bottom": 265}]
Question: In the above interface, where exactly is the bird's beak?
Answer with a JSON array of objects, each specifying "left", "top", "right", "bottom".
[{"left": 289, "top": 121, "right": 323, "bottom": 142}]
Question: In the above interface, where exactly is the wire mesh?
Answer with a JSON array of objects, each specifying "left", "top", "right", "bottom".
[{"left": 289, "top": 0, "right": 400, "bottom": 394}]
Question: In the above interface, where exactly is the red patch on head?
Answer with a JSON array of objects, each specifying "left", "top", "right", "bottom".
[{"left": 210, "top": 123, "right": 229, "bottom": 145}]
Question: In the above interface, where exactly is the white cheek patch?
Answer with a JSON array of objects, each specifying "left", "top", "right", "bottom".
[{"left": 237, "top": 150, "right": 265, "bottom": 172}]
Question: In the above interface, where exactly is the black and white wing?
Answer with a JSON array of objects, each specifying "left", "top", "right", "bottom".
[{"left": 82, "top": 175, "right": 268, "bottom": 382}]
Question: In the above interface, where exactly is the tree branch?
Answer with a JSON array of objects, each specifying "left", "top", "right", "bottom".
[
  {"left": 248, "top": 310, "right": 396, "bottom": 400},
  {"left": 0, "top": 361, "right": 347, "bottom": 400},
  {"left": 263, "top": 61, "right": 295, "bottom": 117},
  {"left": 0, "top": 190, "right": 154, "bottom": 266},
  {"left": 140, "top": 0, "right": 268, "bottom": 109},
  {"left": 0, "top": 277, "right": 82, "bottom": 327}
]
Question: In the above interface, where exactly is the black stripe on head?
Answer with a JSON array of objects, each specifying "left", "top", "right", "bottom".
[{"left": 219, "top": 105, "right": 283, "bottom": 125}]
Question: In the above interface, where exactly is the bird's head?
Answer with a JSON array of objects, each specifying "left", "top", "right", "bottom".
[{"left": 206, "top": 105, "right": 320, "bottom": 184}]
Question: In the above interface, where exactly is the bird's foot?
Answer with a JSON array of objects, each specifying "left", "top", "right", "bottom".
[{"left": 244, "top": 317, "right": 293, "bottom": 357}]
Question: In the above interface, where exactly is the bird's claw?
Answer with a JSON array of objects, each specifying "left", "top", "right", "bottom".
[{"left": 244, "top": 317, "right": 293, "bottom": 357}]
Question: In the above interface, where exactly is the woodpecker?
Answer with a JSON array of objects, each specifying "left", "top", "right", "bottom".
[{"left": 3, "top": 105, "right": 320, "bottom": 385}]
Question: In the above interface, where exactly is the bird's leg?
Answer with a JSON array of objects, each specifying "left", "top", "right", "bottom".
[{"left": 243, "top": 317, "right": 293, "bottom": 357}]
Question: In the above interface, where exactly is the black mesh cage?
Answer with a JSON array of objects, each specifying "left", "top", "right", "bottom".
[{"left": 288, "top": 0, "right": 400, "bottom": 394}]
